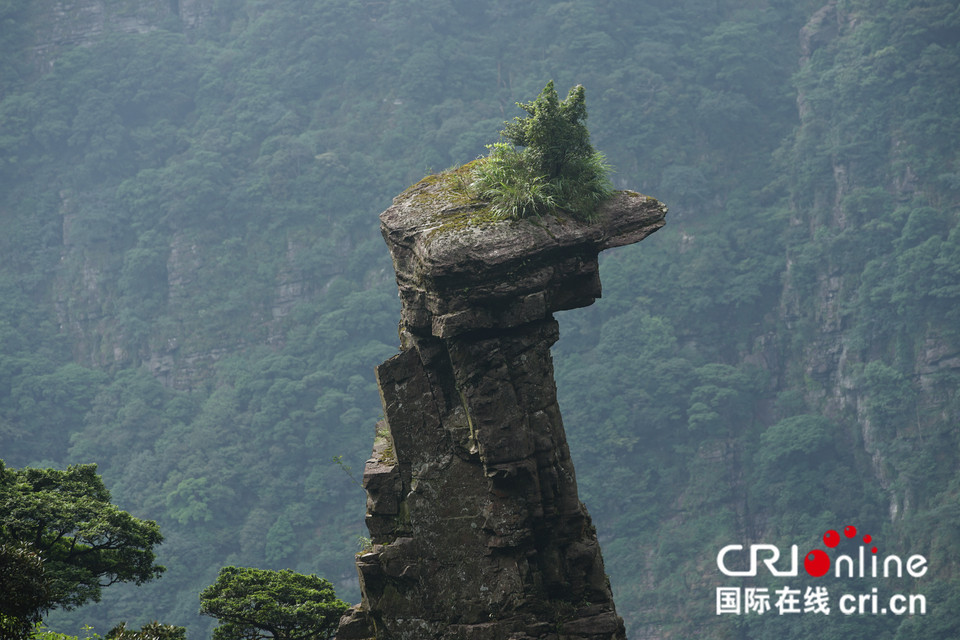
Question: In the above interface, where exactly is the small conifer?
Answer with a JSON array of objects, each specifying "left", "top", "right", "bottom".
[{"left": 470, "top": 81, "right": 612, "bottom": 220}]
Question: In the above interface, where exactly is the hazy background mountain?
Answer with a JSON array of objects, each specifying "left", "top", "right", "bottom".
[{"left": 1, "top": 0, "right": 958, "bottom": 638}]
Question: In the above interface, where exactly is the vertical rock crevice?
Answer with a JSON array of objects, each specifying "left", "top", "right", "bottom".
[{"left": 337, "top": 177, "right": 666, "bottom": 639}]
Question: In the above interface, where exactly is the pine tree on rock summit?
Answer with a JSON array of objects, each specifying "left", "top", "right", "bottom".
[{"left": 470, "top": 80, "right": 612, "bottom": 220}]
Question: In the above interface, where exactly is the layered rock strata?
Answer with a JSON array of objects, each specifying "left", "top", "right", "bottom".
[{"left": 337, "top": 174, "right": 666, "bottom": 640}]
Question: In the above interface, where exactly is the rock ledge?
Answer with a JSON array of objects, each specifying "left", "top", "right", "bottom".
[{"left": 382, "top": 173, "right": 666, "bottom": 339}]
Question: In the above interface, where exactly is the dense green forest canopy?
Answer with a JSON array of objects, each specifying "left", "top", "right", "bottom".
[{"left": 1, "top": 0, "right": 958, "bottom": 638}]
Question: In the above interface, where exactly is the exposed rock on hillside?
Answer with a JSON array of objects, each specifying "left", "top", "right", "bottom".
[
  {"left": 336, "top": 175, "right": 666, "bottom": 639},
  {"left": 29, "top": 0, "right": 211, "bottom": 70}
]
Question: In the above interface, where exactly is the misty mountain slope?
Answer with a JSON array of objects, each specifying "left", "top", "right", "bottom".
[{"left": 1, "top": 1, "right": 957, "bottom": 638}]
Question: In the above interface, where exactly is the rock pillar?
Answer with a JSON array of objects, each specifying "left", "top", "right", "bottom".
[{"left": 337, "top": 173, "right": 666, "bottom": 639}]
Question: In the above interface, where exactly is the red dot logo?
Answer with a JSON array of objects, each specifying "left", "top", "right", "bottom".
[
  {"left": 804, "top": 549, "right": 831, "bottom": 577},
  {"left": 823, "top": 529, "right": 840, "bottom": 548},
  {"left": 806, "top": 524, "right": 878, "bottom": 577}
]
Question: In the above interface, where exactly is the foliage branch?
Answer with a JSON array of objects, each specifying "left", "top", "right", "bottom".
[
  {"left": 0, "top": 543, "right": 50, "bottom": 639},
  {"left": 0, "top": 461, "right": 165, "bottom": 633}
]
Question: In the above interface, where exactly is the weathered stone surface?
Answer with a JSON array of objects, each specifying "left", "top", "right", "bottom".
[
  {"left": 381, "top": 176, "right": 666, "bottom": 339},
  {"left": 336, "top": 175, "right": 666, "bottom": 639}
]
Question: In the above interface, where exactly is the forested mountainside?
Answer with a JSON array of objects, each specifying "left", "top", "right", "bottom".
[{"left": 1, "top": 0, "right": 958, "bottom": 638}]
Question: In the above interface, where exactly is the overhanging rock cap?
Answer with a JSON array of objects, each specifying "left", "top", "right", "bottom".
[{"left": 380, "top": 173, "right": 667, "bottom": 339}]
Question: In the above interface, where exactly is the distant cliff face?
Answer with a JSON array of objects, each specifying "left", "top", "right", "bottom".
[
  {"left": 336, "top": 175, "right": 666, "bottom": 639},
  {"left": 787, "top": 0, "right": 960, "bottom": 524},
  {"left": 28, "top": 0, "right": 211, "bottom": 71}
]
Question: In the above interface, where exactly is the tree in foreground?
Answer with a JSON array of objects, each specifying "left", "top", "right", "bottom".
[
  {"left": 0, "top": 461, "right": 164, "bottom": 635},
  {"left": 470, "top": 80, "right": 612, "bottom": 220},
  {"left": 0, "top": 542, "right": 50, "bottom": 639},
  {"left": 199, "top": 566, "right": 349, "bottom": 640}
]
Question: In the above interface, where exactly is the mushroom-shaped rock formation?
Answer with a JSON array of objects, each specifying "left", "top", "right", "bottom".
[{"left": 336, "top": 170, "right": 666, "bottom": 640}]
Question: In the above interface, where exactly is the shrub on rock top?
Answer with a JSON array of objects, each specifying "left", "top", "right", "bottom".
[{"left": 470, "top": 80, "right": 613, "bottom": 221}]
